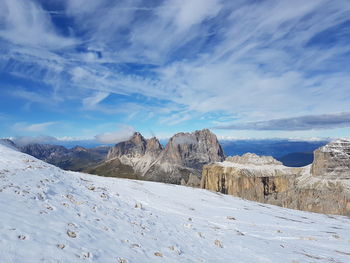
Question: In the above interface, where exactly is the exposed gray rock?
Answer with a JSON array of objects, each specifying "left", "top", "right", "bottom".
[
  {"left": 159, "top": 129, "right": 224, "bottom": 169},
  {"left": 98, "top": 129, "right": 224, "bottom": 185},
  {"left": 145, "top": 129, "right": 224, "bottom": 184},
  {"left": 312, "top": 138, "right": 350, "bottom": 179},
  {"left": 21, "top": 144, "right": 69, "bottom": 160},
  {"left": 107, "top": 132, "right": 152, "bottom": 159}
]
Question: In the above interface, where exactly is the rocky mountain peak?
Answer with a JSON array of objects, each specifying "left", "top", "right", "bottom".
[
  {"left": 107, "top": 132, "right": 147, "bottom": 159},
  {"left": 162, "top": 129, "right": 225, "bottom": 169},
  {"left": 312, "top": 138, "right": 350, "bottom": 179},
  {"left": 101, "top": 129, "right": 226, "bottom": 185},
  {"left": 72, "top": 146, "right": 87, "bottom": 152},
  {"left": 130, "top": 132, "right": 145, "bottom": 144},
  {"left": 106, "top": 132, "right": 164, "bottom": 160},
  {"left": 146, "top": 137, "right": 163, "bottom": 156}
]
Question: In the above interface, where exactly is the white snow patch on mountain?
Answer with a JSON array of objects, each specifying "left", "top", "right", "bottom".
[{"left": 0, "top": 144, "right": 350, "bottom": 262}]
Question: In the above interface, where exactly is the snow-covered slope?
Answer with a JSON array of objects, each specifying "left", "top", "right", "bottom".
[{"left": 0, "top": 144, "right": 350, "bottom": 263}]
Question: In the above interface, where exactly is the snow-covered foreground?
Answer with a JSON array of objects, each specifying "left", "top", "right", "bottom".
[{"left": 1, "top": 143, "right": 350, "bottom": 263}]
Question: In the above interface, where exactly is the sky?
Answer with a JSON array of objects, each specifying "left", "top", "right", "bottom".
[{"left": 0, "top": 0, "right": 350, "bottom": 144}]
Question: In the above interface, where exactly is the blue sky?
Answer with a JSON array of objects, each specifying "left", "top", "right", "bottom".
[{"left": 0, "top": 0, "right": 350, "bottom": 143}]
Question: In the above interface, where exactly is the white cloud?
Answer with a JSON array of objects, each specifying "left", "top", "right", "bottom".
[
  {"left": 158, "top": 0, "right": 222, "bottom": 32},
  {"left": 1, "top": 0, "right": 350, "bottom": 128},
  {"left": 12, "top": 135, "right": 59, "bottom": 146},
  {"left": 12, "top": 121, "right": 58, "bottom": 133},
  {"left": 82, "top": 92, "right": 110, "bottom": 108},
  {"left": 215, "top": 112, "right": 350, "bottom": 131},
  {"left": 95, "top": 125, "right": 135, "bottom": 144},
  {"left": 0, "top": 0, "right": 76, "bottom": 49}
]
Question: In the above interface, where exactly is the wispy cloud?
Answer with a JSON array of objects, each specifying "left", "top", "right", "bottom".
[
  {"left": 12, "top": 121, "right": 58, "bottom": 132},
  {"left": 0, "top": 0, "right": 76, "bottom": 49},
  {"left": 82, "top": 91, "right": 110, "bottom": 108},
  {"left": 12, "top": 135, "right": 59, "bottom": 146},
  {"left": 95, "top": 125, "right": 135, "bottom": 144},
  {"left": 215, "top": 112, "right": 350, "bottom": 131},
  {"left": 1, "top": 0, "right": 350, "bottom": 130}
]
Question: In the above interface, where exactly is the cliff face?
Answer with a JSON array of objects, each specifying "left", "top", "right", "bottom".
[
  {"left": 201, "top": 154, "right": 301, "bottom": 207},
  {"left": 160, "top": 129, "right": 224, "bottom": 169},
  {"left": 144, "top": 129, "right": 224, "bottom": 184},
  {"left": 312, "top": 139, "right": 350, "bottom": 179},
  {"left": 93, "top": 129, "right": 224, "bottom": 185},
  {"left": 106, "top": 132, "right": 161, "bottom": 159},
  {"left": 201, "top": 148, "right": 350, "bottom": 216}
]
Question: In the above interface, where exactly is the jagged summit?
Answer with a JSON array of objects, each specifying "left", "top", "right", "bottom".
[
  {"left": 71, "top": 146, "right": 88, "bottom": 152},
  {"left": 107, "top": 132, "right": 162, "bottom": 159},
  {"left": 161, "top": 129, "right": 225, "bottom": 170},
  {"left": 100, "top": 129, "right": 224, "bottom": 185}
]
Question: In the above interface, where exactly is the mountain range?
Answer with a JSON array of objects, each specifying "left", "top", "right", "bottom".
[
  {"left": 19, "top": 143, "right": 109, "bottom": 171},
  {"left": 88, "top": 129, "right": 224, "bottom": 186}
]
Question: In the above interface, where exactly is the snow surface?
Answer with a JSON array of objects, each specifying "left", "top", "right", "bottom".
[
  {"left": 216, "top": 160, "right": 299, "bottom": 177},
  {"left": 1, "top": 144, "right": 350, "bottom": 263}
]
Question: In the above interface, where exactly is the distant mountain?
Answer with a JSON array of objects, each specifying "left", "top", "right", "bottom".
[
  {"left": 220, "top": 139, "right": 329, "bottom": 166},
  {"left": 0, "top": 138, "right": 17, "bottom": 149},
  {"left": 3, "top": 136, "right": 330, "bottom": 178},
  {"left": 20, "top": 143, "right": 110, "bottom": 171}
]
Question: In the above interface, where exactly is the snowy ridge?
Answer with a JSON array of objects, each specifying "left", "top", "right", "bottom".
[
  {"left": 319, "top": 138, "right": 350, "bottom": 153},
  {"left": 216, "top": 160, "right": 299, "bottom": 177},
  {"left": 1, "top": 144, "right": 350, "bottom": 262},
  {"left": 216, "top": 153, "right": 298, "bottom": 177},
  {"left": 226, "top": 153, "right": 283, "bottom": 165}
]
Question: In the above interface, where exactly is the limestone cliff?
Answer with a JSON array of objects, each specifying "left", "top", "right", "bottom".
[
  {"left": 144, "top": 129, "right": 224, "bottom": 184},
  {"left": 311, "top": 139, "right": 350, "bottom": 179},
  {"left": 201, "top": 146, "right": 350, "bottom": 216}
]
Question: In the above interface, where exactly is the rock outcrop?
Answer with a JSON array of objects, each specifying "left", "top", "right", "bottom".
[
  {"left": 104, "top": 132, "right": 163, "bottom": 176},
  {"left": 144, "top": 129, "right": 224, "bottom": 184},
  {"left": 201, "top": 141, "right": 350, "bottom": 216},
  {"left": 201, "top": 154, "right": 301, "bottom": 206},
  {"left": 94, "top": 129, "right": 224, "bottom": 185},
  {"left": 160, "top": 129, "right": 224, "bottom": 169},
  {"left": 312, "top": 139, "right": 350, "bottom": 179}
]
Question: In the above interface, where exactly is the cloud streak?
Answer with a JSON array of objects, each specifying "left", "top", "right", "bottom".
[
  {"left": 12, "top": 121, "right": 58, "bottom": 132},
  {"left": 1, "top": 0, "right": 350, "bottom": 131},
  {"left": 215, "top": 112, "right": 350, "bottom": 131}
]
